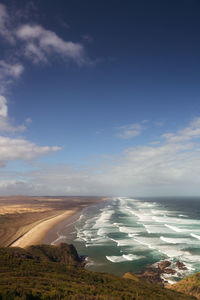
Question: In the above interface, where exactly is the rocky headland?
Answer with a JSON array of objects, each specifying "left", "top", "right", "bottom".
[{"left": 124, "top": 260, "right": 188, "bottom": 286}]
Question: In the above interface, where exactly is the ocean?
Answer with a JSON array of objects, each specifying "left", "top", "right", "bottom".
[{"left": 52, "top": 197, "right": 200, "bottom": 283}]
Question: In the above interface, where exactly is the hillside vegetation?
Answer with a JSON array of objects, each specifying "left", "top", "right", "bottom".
[
  {"left": 169, "top": 272, "right": 200, "bottom": 300},
  {"left": 0, "top": 243, "right": 196, "bottom": 300}
]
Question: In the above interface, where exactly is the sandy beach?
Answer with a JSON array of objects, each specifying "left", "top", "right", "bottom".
[
  {"left": 10, "top": 209, "right": 79, "bottom": 248},
  {"left": 0, "top": 196, "right": 104, "bottom": 248}
]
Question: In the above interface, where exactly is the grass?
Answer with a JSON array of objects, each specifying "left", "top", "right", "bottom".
[{"left": 0, "top": 244, "right": 197, "bottom": 300}]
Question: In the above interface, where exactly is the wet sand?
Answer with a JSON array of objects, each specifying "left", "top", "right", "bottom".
[{"left": 42, "top": 208, "right": 84, "bottom": 245}]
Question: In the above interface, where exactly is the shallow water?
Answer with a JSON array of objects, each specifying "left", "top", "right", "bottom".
[{"left": 52, "top": 197, "right": 200, "bottom": 282}]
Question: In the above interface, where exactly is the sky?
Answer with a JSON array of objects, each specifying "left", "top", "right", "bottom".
[{"left": 1, "top": 0, "right": 200, "bottom": 196}]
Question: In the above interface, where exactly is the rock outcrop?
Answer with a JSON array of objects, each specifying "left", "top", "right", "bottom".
[
  {"left": 127, "top": 260, "right": 188, "bottom": 286},
  {"left": 176, "top": 261, "right": 188, "bottom": 271},
  {"left": 158, "top": 260, "right": 171, "bottom": 271}
]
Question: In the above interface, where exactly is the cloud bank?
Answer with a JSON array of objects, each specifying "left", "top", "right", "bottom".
[{"left": 1, "top": 117, "right": 200, "bottom": 196}]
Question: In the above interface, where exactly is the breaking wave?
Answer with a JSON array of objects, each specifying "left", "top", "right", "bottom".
[
  {"left": 54, "top": 196, "right": 200, "bottom": 280},
  {"left": 106, "top": 254, "right": 144, "bottom": 263}
]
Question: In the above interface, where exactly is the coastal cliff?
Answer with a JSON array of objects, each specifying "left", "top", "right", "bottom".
[{"left": 0, "top": 243, "right": 196, "bottom": 299}]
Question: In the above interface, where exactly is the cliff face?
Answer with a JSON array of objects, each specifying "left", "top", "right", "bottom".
[
  {"left": 169, "top": 272, "right": 200, "bottom": 300},
  {"left": 0, "top": 243, "right": 197, "bottom": 300}
]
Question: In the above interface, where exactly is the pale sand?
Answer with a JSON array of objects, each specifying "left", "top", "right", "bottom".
[{"left": 11, "top": 209, "right": 78, "bottom": 248}]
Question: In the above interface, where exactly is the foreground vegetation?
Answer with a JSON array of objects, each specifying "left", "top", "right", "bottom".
[
  {"left": 0, "top": 243, "right": 196, "bottom": 299},
  {"left": 169, "top": 272, "right": 200, "bottom": 300}
]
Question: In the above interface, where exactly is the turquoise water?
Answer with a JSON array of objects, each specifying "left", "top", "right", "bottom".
[{"left": 52, "top": 197, "right": 200, "bottom": 282}]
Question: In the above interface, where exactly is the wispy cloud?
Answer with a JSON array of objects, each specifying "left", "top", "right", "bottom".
[
  {"left": 162, "top": 117, "right": 200, "bottom": 143},
  {"left": 0, "top": 3, "right": 89, "bottom": 66},
  {"left": 0, "top": 60, "right": 24, "bottom": 93},
  {"left": 154, "top": 121, "right": 164, "bottom": 127},
  {"left": 81, "top": 34, "right": 93, "bottom": 43},
  {"left": 116, "top": 120, "right": 147, "bottom": 139},
  {"left": 0, "top": 3, "right": 15, "bottom": 43},
  {"left": 16, "top": 24, "right": 87, "bottom": 65},
  {"left": 0, "top": 3, "right": 91, "bottom": 134}
]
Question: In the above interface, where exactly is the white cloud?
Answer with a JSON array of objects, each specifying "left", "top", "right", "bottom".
[
  {"left": 24, "top": 42, "right": 47, "bottom": 63},
  {"left": 117, "top": 122, "right": 145, "bottom": 139},
  {"left": 0, "top": 117, "right": 26, "bottom": 133},
  {"left": 0, "top": 95, "right": 26, "bottom": 133},
  {"left": 0, "top": 4, "right": 90, "bottom": 94},
  {"left": 0, "top": 96, "right": 7, "bottom": 117},
  {"left": 0, "top": 2, "right": 91, "bottom": 119},
  {"left": 0, "top": 3, "right": 88, "bottom": 134},
  {"left": 0, "top": 135, "right": 61, "bottom": 164},
  {"left": 0, "top": 95, "right": 61, "bottom": 167},
  {"left": 0, "top": 3, "right": 87, "bottom": 183},
  {"left": 15, "top": 24, "right": 87, "bottom": 65}
]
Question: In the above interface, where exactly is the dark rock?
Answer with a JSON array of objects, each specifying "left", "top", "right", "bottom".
[
  {"left": 158, "top": 260, "right": 171, "bottom": 271},
  {"left": 125, "top": 260, "right": 187, "bottom": 287},
  {"left": 176, "top": 261, "right": 188, "bottom": 270},
  {"left": 130, "top": 260, "right": 179, "bottom": 286},
  {"left": 163, "top": 268, "right": 176, "bottom": 275}
]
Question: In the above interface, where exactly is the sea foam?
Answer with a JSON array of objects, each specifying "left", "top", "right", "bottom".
[{"left": 106, "top": 253, "right": 143, "bottom": 263}]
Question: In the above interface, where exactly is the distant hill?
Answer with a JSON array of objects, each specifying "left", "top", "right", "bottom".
[
  {"left": 169, "top": 272, "right": 200, "bottom": 300},
  {"left": 0, "top": 243, "right": 196, "bottom": 299}
]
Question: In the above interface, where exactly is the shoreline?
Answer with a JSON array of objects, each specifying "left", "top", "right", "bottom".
[
  {"left": 41, "top": 198, "right": 108, "bottom": 246},
  {"left": 10, "top": 208, "right": 80, "bottom": 248},
  {"left": 9, "top": 197, "right": 106, "bottom": 248},
  {"left": 41, "top": 208, "right": 84, "bottom": 245}
]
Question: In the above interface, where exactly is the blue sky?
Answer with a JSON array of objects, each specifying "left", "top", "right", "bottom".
[{"left": 0, "top": 0, "right": 200, "bottom": 196}]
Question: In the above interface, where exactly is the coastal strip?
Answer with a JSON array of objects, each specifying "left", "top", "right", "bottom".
[
  {"left": 0, "top": 196, "right": 106, "bottom": 248},
  {"left": 10, "top": 209, "right": 79, "bottom": 248}
]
